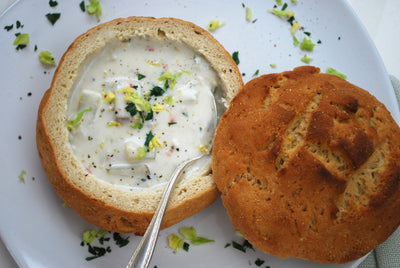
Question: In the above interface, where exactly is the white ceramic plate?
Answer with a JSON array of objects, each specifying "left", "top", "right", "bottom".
[{"left": 1, "top": 0, "right": 399, "bottom": 267}]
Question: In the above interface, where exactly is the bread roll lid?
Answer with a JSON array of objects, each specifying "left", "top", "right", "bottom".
[{"left": 36, "top": 17, "right": 243, "bottom": 233}]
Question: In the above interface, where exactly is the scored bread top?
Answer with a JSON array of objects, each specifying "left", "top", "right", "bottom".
[
  {"left": 212, "top": 66, "right": 400, "bottom": 263},
  {"left": 36, "top": 17, "right": 243, "bottom": 234}
]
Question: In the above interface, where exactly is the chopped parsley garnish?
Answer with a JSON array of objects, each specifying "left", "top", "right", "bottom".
[
  {"left": 125, "top": 92, "right": 151, "bottom": 113},
  {"left": 113, "top": 232, "right": 130, "bottom": 247},
  {"left": 125, "top": 102, "right": 138, "bottom": 116},
  {"left": 252, "top": 69, "right": 259, "bottom": 77},
  {"left": 87, "top": 0, "right": 102, "bottom": 19},
  {"left": 46, "top": 13, "right": 61, "bottom": 25},
  {"left": 67, "top": 108, "right": 92, "bottom": 130},
  {"left": 13, "top": 33, "right": 29, "bottom": 49},
  {"left": 168, "top": 122, "right": 177, "bottom": 126},
  {"left": 81, "top": 230, "right": 129, "bottom": 261},
  {"left": 208, "top": 20, "right": 224, "bottom": 31},
  {"left": 281, "top": 2, "right": 288, "bottom": 10},
  {"left": 158, "top": 70, "right": 190, "bottom": 89},
  {"left": 144, "top": 131, "right": 154, "bottom": 147},
  {"left": 232, "top": 51, "right": 240, "bottom": 65},
  {"left": 224, "top": 243, "right": 231, "bottom": 248},
  {"left": 293, "top": 35, "right": 299, "bottom": 46},
  {"left": 38, "top": 51, "right": 56, "bottom": 66},
  {"left": 304, "top": 31, "right": 311, "bottom": 36},
  {"left": 268, "top": 9, "right": 294, "bottom": 19},
  {"left": 34, "top": 44, "right": 38, "bottom": 51},
  {"left": 326, "top": 67, "right": 347, "bottom": 79},
  {"left": 163, "top": 95, "right": 175, "bottom": 105},
  {"left": 231, "top": 239, "right": 254, "bottom": 253},
  {"left": 137, "top": 73, "right": 146, "bottom": 80},
  {"left": 168, "top": 234, "right": 185, "bottom": 251},
  {"left": 18, "top": 170, "right": 26, "bottom": 183},
  {"left": 299, "top": 37, "right": 315, "bottom": 51},
  {"left": 183, "top": 242, "right": 190, "bottom": 252},
  {"left": 16, "top": 20, "right": 23, "bottom": 28},
  {"left": 317, "top": 39, "right": 322, "bottom": 44},
  {"left": 79, "top": 1, "right": 86, "bottom": 12},
  {"left": 49, "top": 0, "right": 58, "bottom": 7},
  {"left": 179, "top": 227, "right": 215, "bottom": 245},
  {"left": 85, "top": 244, "right": 111, "bottom": 261},
  {"left": 4, "top": 24, "right": 13, "bottom": 31},
  {"left": 255, "top": 258, "right": 265, "bottom": 266},
  {"left": 149, "top": 86, "right": 165, "bottom": 96},
  {"left": 301, "top": 55, "right": 312, "bottom": 63},
  {"left": 246, "top": 7, "right": 252, "bottom": 21}
]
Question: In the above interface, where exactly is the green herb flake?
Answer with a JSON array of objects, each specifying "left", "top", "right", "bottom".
[
  {"left": 49, "top": 0, "right": 58, "bottom": 7},
  {"left": 125, "top": 102, "right": 138, "bottom": 116},
  {"left": 149, "top": 86, "right": 165, "bottom": 97},
  {"left": 136, "top": 147, "right": 147, "bottom": 159},
  {"left": 246, "top": 7, "right": 252, "bottom": 21},
  {"left": 231, "top": 239, "right": 254, "bottom": 253},
  {"left": 125, "top": 92, "right": 151, "bottom": 113},
  {"left": 232, "top": 51, "right": 240, "bottom": 65},
  {"left": 281, "top": 2, "right": 288, "bottom": 10},
  {"left": 232, "top": 240, "right": 246, "bottom": 252},
  {"left": 46, "top": 13, "right": 61, "bottom": 25},
  {"left": 13, "top": 33, "right": 29, "bottom": 46},
  {"left": 79, "top": 1, "right": 86, "bottom": 12},
  {"left": 326, "top": 67, "right": 347, "bottom": 79},
  {"left": 299, "top": 37, "right": 315, "bottom": 51},
  {"left": 130, "top": 121, "right": 143, "bottom": 129},
  {"left": 144, "top": 131, "right": 154, "bottom": 147},
  {"left": 113, "top": 232, "right": 129, "bottom": 247},
  {"left": 83, "top": 230, "right": 98, "bottom": 244},
  {"left": 168, "top": 234, "right": 185, "bottom": 251},
  {"left": 137, "top": 73, "right": 146, "bottom": 80},
  {"left": 163, "top": 95, "right": 175, "bottom": 105},
  {"left": 300, "top": 55, "right": 312, "bottom": 64},
  {"left": 270, "top": 63, "right": 276, "bottom": 68},
  {"left": 38, "top": 51, "right": 56, "bottom": 66},
  {"left": 224, "top": 243, "right": 231, "bottom": 248},
  {"left": 276, "top": 0, "right": 283, "bottom": 5},
  {"left": 4, "top": 24, "right": 13, "bottom": 31},
  {"left": 255, "top": 258, "right": 265, "bottom": 266},
  {"left": 157, "top": 70, "right": 188, "bottom": 89},
  {"left": 252, "top": 69, "right": 259, "bottom": 77},
  {"left": 183, "top": 242, "right": 190, "bottom": 252},
  {"left": 16, "top": 20, "right": 22, "bottom": 28},
  {"left": 18, "top": 170, "right": 26, "bottom": 183},
  {"left": 87, "top": 0, "right": 102, "bottom": 19},
  {"left": 67, "top": 108, "right": 92, "bottom": 129},
  {"left": 268, "top": 9, "right": 295, "bottom": 19},
  {"left": 179, "top": 227, "right": 215, "bottom": 245},
  {"left": 293, "top": 35, "right": 299, "bottom": 46},
  {"left": 34, "top": 44, "right": 38, "bottom": 51},
  {"left": 168, "top": 122, "right": 177, "bottom": 126}
]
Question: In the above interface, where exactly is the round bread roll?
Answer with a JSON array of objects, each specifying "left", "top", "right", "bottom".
[
  {"left": 36, "top": 17, "right": 243, "bottom": 234},
  {"left": 212, "top": 66, "right": 400, "bottom": 263}
]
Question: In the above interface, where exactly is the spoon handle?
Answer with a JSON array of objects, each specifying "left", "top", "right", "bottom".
[{"left": 126, "top": 154, "right": 205, "bottom": 268}]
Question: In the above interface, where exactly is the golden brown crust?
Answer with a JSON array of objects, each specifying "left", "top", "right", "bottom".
[
  {"left": 36, "top": 17, "right": 241, "bottom": 234},
  {"left": 212, "top": 66, "right": 400, "bottom": 263}
]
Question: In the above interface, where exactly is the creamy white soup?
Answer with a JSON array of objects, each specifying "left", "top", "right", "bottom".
[{"left": 67, "top": 37, "right": 218, "bottom": 190}]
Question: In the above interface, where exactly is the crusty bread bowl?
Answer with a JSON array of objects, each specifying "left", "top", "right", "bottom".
[
  {"left": 212, "top": 66, "right": 400, "bottom": 263},
  {"left": 36, "top": 17, "right": 243, "bottom": 234}
]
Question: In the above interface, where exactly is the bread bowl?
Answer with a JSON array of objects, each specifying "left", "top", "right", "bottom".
[
  {"left": 212, "top": 66, "right": 400, "bottom": 263},
  {"left": 36, "top": 16, "right": 243, "bottom": 234}
]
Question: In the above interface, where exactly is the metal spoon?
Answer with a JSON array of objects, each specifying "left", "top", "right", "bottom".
[
  {"left": 126, "top": 151, "right": 211, "bottom": 268},
  {"left": 126, "top": 92, "right": 217, "bottom": 268}
]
